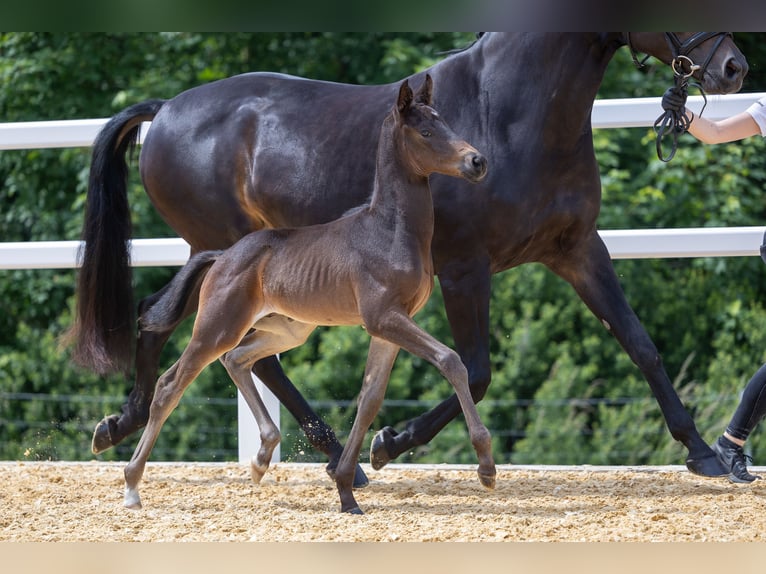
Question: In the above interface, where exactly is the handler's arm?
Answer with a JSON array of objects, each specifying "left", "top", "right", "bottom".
[{"left": 686, "top": 109, "right": 761, "bottom": 144}]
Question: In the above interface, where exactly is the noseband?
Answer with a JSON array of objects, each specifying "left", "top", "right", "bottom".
[
  {"left": 626, "top": 32, "right": 732, "bottom": 78},
  {"left": 627, "top": 32, "right": 733, "bottom": 162}
]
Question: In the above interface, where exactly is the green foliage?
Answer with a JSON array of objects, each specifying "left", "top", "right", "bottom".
[{"left": 3, "top": 33, "right": 766, "bottom": 470}]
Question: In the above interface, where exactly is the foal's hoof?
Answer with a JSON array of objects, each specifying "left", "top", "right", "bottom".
[
  {"left": 370, "top": 426, "right": 396, "bottom": 470},
  {"left": 686, "top": 452, "right": 728, "bottom": 477},
  {"left": 478, "top": 468, "right": 497, "bottom": 490},
  {"left": 91, "top": 415, "right": 118, "bottom": 454},
  {"left": 343, "top": 506, "right": 364, "bottom": 515},
  {"left": 123, "top": 488, "right": 142, "bottom": 510},
  {"left": 250, "top": 463, "right": 268, "bottom": 484},
  {"left": 326, "top": 463, "right": 370, "bottom": 489}
]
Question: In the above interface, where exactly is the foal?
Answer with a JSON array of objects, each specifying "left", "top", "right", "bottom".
[{"left": 125, "top": 76, "right": 493, "bottom": 514}]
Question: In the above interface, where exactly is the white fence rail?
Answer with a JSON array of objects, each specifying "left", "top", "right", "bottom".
[{"left": 1, "top": 93, "right": 765, "bottom": 464}]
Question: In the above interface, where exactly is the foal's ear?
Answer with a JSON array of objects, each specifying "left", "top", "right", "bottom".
[
  {"left": 397, "top": 79, "right": 413, "bottom": 114},
  {"left": 414, "top": 74, "right": 433, "bottom": 106}
]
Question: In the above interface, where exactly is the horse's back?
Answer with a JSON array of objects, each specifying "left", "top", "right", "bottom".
[{"left": 140, "top": 72, "right": 397, "bottom": 248}]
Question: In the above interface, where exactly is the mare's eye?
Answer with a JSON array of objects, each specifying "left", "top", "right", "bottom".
[{"left": 421, "top": 130, "right": 431, "bottom": 137}]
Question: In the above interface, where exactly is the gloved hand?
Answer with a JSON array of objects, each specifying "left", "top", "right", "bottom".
[{"left": 661, "top": 86, "right": 687, "bottom": 113}]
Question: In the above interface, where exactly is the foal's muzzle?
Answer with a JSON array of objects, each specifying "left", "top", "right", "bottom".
[{"left": 464, "top": 152, "right": 488, "bottom": 183}]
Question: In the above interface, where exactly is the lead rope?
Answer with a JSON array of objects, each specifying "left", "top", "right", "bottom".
[
  {"left": 653, "top": 55, "right": 708, "bottom": 162},
  {"left": 627, "top": 32, "right": 730, "bottom": 162}
]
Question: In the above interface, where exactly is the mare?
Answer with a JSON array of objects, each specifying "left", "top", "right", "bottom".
[
  {"left": 72, "top": 33, "right": 748, "bottom": 483},
  {"left": 123, "top": 77, "right": 492, "bottom": 514}
]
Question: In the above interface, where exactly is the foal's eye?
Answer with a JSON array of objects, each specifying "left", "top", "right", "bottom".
[{"left": 420, "top": 130, "right": 431, "bottom": 137}]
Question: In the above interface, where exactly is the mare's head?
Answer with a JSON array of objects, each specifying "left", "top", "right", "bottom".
[
  {"left": 393, "top": 75, "right": 487, "bottom": 184},
  {"left": 625, "top": 33, "right": 747, "bottom": 94}
]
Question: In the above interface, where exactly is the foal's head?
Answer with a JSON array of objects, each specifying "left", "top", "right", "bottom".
[{"left": 393, "top": 75, "right": 487, "bottom": 184}]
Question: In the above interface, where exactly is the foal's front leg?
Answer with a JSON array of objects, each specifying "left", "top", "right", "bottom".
[
  {"left": 367, "top": 310, "right": 496, "bottom": 489},
  {"left": 335, "top": 337, "right": 399, "bottom": 514}
]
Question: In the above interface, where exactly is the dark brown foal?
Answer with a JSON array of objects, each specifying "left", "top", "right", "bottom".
[{"left": 123, "top": 75, "right": 493, "bottom": 514}]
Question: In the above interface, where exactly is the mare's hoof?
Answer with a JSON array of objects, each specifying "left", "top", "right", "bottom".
[
  {"left": 686, "top": 452, "right": 728, "bottom": 477},
  {"left": 478, "top": 469, "right": 497, "bottom": 490},
  {"left": 353, "top": 464, "right": 370, "bottom": 489},
  {"left": 91, "top": 415, "right": 117, "bottom": 454},
  {"left": 370, "top": 426, "right": 396, "bottom": 470},
  {"left": 343, "top": 506, "right": 364, "bottom": 515},
  {"left": 325, "top": 464, "right": 370, "bottom": 489}
]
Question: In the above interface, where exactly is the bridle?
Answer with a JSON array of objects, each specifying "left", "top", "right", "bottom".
[
  {"left": 626, "top": 32, "right": 733, "bottom": 162},
  {"left": 626, "top": 32, "right": 732, "bottom": 77}
]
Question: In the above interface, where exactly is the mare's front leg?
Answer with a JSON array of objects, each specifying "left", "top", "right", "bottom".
[
  {"left": 335, "top": 338, "right": 400, "bottom": 514},
  {"left": 370, "top": 259, "right": 492, "bottom": 469},
  {"left": 252, "top": 356, "right": 369, "bottom": 488},
  {"left": 547, "top": 230, "right": 725, "bottom": 477},
  {"left": 92, "top": 283, "right": 196, "bottom": 454}
]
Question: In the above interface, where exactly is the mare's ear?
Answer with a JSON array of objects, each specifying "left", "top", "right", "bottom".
[
  {"left": 414, "top": 74, "right": 433, "bottom": 106},
  {"left": 396, "top": 79, "right": 413, "bottom": 114}
]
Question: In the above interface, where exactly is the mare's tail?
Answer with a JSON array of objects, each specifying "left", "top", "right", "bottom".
[
  {"left": 140, "top": 251, "right": 222, "bottom": 332},
  {"left": 65, "top": 99, "right": 166, "bottom": 375}
]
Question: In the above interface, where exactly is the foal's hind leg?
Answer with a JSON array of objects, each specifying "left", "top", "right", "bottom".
[
  {"left": 123, "top": 345, "right": 214, "bottom": 509},
  {"left": 222, "top": 344, "right": 280, "bottom": 484},
  {"left": 366, "top": 309, "right": 496, "bottom": 489},
  {"left": 92, "top": 282, "right": 199, "bottom": 454},
  {"left": 219, "top": 320, "right": 315, "bottom": 484}
]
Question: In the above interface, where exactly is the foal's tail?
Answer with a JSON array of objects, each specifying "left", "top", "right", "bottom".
[
  {"left": 65, "top": 99, "right": 166, "bottom": 375},
  {"left": 140, "top": 251, "right": 222, "bottom": 332}
]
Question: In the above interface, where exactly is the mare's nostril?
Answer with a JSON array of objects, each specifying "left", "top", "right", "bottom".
[{"left": 726, "top": 57, "right": 745, "bottom": 79}]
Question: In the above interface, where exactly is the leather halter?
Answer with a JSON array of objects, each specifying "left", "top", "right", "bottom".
[
  {"left": 626, "top": 32, "right": 732, "bottom": 78},
  {"left": 626, "top": 33, "right": 733, "bottom": 162}
]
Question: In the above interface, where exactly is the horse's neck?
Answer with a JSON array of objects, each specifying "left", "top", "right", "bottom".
[
  {"left": 367, "top": 123, "right": 434, "bottom": 240},
  {"left": 436, "top": 33, "right": 623, "bottom": 142}
]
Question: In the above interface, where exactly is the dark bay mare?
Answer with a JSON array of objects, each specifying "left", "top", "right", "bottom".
[
  {"left": 71, "top": 33, "right": 748, "bottom": 482},
  {"left": 124, "top": 77, "right": 492, "bottom": 514}
]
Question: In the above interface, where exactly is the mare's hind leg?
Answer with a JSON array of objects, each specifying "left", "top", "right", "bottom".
[
  {"left": 92, "top": 282, "right": 199, "bottom": 454},
  {"left": 252, "top": 356, "right": 370, "bottom": 488},
  {"left": 546, "top": 230, "right": 725, "bottom": 477},
  {"left": 366, "top": 309, "right": 495, "bottom": 490}
]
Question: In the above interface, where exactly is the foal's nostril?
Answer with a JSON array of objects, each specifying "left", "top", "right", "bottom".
[{"left": 472, "top": 154, "right": 487, "bottom": 173}]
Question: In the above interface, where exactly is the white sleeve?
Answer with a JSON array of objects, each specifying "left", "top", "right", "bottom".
[{"left": 745, "top": 96, "right": 766, "bottom": 137}]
